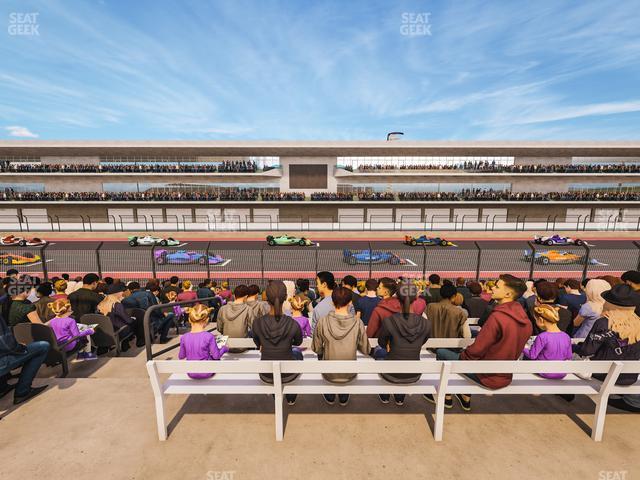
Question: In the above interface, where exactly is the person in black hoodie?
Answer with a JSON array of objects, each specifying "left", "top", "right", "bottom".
[
  {"left": 376, "top": 281, "right": 431, "bottom": 406},
  {"left": 252, "top": 280, "right": 303, "bottom": 406}
]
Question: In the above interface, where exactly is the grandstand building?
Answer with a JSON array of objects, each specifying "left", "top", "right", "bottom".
[{"left": 1, "top": 140, "right": 640, "bottom": 226}]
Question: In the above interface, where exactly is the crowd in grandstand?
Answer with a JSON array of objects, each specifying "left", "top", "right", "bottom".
[
  {"left": 396, "top": 189, "right": 640, "bottom": 201},
  {"left": 0, "top": 160, "right": 270, "bottom": 174},
  {"left": 352, "top": 161, "right": 640, "bottom": 174},
  {"left": 2, "top": 266, "right": 640, "bottom": 412},
  {"left": 357, "top": 192, "right": 395, "bottom": 201},
  {"left": 310, "top": 192, "right": 354, "bottom": 201},
  {"left": 1, "top": 189, "right": 260, "bottom": 202},
  {"left": 262, "top": 192, "right": 306, "bottom": 201}
]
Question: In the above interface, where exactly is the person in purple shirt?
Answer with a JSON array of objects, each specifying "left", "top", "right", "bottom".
[
  {"left": 47, "top": 298, "right": 96, "bottom": 360},
  {"left": 289, "top": 295, "right": 311, "bottom": 337},
  {"left": 522, "top": 304, "right": 572, "bottom": 379},
  {"left": 179, "top": 304, "right": 229, "bottom": 379}
]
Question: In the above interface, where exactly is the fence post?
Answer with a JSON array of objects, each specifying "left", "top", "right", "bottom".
[
  {"left": 527, "top": 241, "right": 536, "bottom": 280},
  {"left": 205, "top": 241, "right": 211, "bottom": 279},
  {"left": 421, "top": 245, "right": 427, "bottom": 281},
  {"left": 581, "top": 243, "right": 591, "bottom": 283},
  {"left": 260, "top": 246, "right": 265, "bottom": 285},
  {"left": 521, "top": 215, "right": 527, "bottom": 232},
  {"left": 367, "top": 241, "right": 372, "bottom": 278},
  {"left": 95, "top": 241, "right": 104, "bottom": 277},
  {"left": 474, "top": 241, "right": 481, "bottom": 281},
  {"left": 40, "top": 242, "right": 49, "bottom": 281},
  {"left": 315, "top": 245, "right": 319, "bottom": 277},
  {"left": 151, "top": 244, "right": 157, "bottom": 279}
]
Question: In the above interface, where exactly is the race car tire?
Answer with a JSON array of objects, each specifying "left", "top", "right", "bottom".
[
  {"left": 268, "top": 240, "right": 276, "bottom": 246},
  {"left": 541, "top": 257, "right": 550, "bottom": 265},
  {"left": 160, "top": 239, "right": 168, "bottom": 246},
  {"left": 18, "top": 239, "right": 27, "bottom": 247},
  {"left": 156, "top": 255, "right": 166, "bottom": 265},
  {"left": 3, "top": 257, "right": 11, "bottom": 265},
  {"left": 298, "top": 239, "right": 306, "bottom": 246},
  {"left": 128, "top": 240, "right": 137, "bottom": 247},
  {"left": 545, "top": 240, "right": 554, "bottom": 246},
  {"left": 574, "top": 239, "right": 584, "bottom": 246},
  {"left": 410, "top": 239, "right": 417, "bottom": 246},
  {"left": 346, "top": 256, "right": 357, "bottom": 265},
  {"left": 198, "top": 257, "right": 207, "bottom": 265},
  {"left": 440, "top": 240, "right": 448, "bottom": 246}
]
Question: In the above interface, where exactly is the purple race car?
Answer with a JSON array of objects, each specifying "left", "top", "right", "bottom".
[
  {"left": 154, "top": 249, "right": 225, "bottom": 265},
  {"left": 533, "top": 234, "right": 587, "bottom": 246}
]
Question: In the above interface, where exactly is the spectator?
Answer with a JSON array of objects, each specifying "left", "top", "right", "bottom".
[
  {"left": 312, "top": 271, "right": 337, "bottom": 332},
  {"left": 161, "top": 276, "right": 181, "bottom": 302},
  {"left": 296, "top": 278, "right": 317, "bottom": 307},
  {"left": 3, "top": 276, "right": 42, "bottom": 327},
  {"left": 456, "top": 278, "right": 472, "bottom": 303},
  {"left": 0, "top": 311, "right": 49, "bottom": 405},
  {"left": 66, "top": 276, "right": 83, "bottom": 295},
  {"left": 218, "top": 281, "right": 233, "bottom": 303},
  {"left": 98, "top": 283, "right": 144, "bottom": 350},
  {"left": 177, "top": 280, "right": 197, "bottom": 302},
  {"left": 68, "top": 273, "right": 103, "bottom": 321},
  {"left": 245, "top": 284, "right": 271, "bottom": 322},
  {"left": 312, "top": 286, "right": 369, "bottom": 406},
  {"left": 480, "top": 280, "right": 495, "bottom": 302},
  {"left": 289, "top": 295, "right": 312, "bottom": 337},
  {"left": 527, "top": 281, "right": 572, "bottom": 334},
  {"left": 51, "top": 279, "right": 68, "bottom": 300},
  {"left": 522, "top": 304, "right": 572, "bottom": 379},
  {"left": 34, "top": 282, "right": 55, "bottom": 322},
  {"left": 196, "top": 279, "right": 218, "bottom": 309},
  {"left": 598, "top": 275, "right": 623, "bottom": 288},
  {"left": 251, "top": 280, "right": 303, "bottom": 405},
  {"left": 48, "top": 298, "right": 96, "bottom": 360},
  {"left": 341, "top": 275, "right": 360, "bottom": 310},
  {"left": 434, "top": 274, "right": 531, "bottom": 411},
  {"left": 377, "top": 282, "right": 431, "bottom": 406},
  {"left": 146, "top": 282, "right": 176, "bottom": 343},
  {"left": 423, "top": 274, "right": 442, "bottom": 304},
  {"left": 557, "top": 278, "right": 587, "bottom": 318},
  {"left": 355, "top": 279, "right": 380, "bottom": 326},
  {"left": 216, "top": 285, "right": 252, "bottom": 341},
  {"left": 572, "top": 279, "right": 610, "bottom": 338},
  {"left": 463, "top": 281, "right": 489, "bottom": 319},
  {"left": 621, "top": 270, "right": 640, "bottom": 317},
  {"left": 178, "top": 304, "right": 229, "bottom": 379},
  {"left": 122, "top": 281, "right": 154, "bottom": 311},
  {"left": 426, "top": 284, "right": 470, "bottom": 339}
]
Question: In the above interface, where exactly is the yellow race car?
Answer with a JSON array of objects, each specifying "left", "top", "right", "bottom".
[{"left": 0, "top": 252, "right": 42, "bottom": 265}]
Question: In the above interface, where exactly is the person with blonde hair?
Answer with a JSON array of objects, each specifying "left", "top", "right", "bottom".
[
  {"left": 289, "top": 294, "right": 311, "bottom": 337},
  {"left": 178, "top": 304, "right": 229, "bottom": 379},
  {"left": 51, "top": 279, "right": 68, "bottom": 300},
  {"left": 572, "top": 279, "right": 610, "bottom": 338},
  {"left": 522, "top": 304, "right": 572, "bottom": 379},
  {"left": 177, "top": 280, "right": 197, "bottom": 302},
  {"left": 48, "top": 298, "right": 96, "bottom": 360}
]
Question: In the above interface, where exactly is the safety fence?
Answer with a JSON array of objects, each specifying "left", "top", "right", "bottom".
[
  {"left": 1, "top": 240, "right": 638, "bottom": 286},
  {"left": 1, "top": 213, "right": 639, "bottom": 232}
]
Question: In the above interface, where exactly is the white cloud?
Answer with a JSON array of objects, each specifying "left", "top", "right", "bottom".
[
  {"left": 513, "top": 100, "right": 640, "bottom": 125},
  {"left": 5, "top": 126, "right": 38, "bottom": 138}
]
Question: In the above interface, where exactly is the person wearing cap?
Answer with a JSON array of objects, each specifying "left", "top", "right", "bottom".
[
  {"left": 425, "top": 283, "right": 470, "bottom": 339},
  {"left": 574, "top": 284, "right": 640, "bottom": 388}
]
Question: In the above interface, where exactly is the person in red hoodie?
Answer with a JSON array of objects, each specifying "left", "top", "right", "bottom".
[
  {"left": 366, "top": 277, "right": 426, "bottom": 339},
  {"left": 430, "top": 274, "right": 531, "bottom": 411}
]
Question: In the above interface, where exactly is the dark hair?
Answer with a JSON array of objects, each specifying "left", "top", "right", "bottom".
[
  {"left": 316, "top": 271, "right": 336, "bottom": 290},
  {"left": 83, "top": 273, "right": 100, "bottom": 285},
  {"left": 467, "top": 281, "right": 482, "bottom": 295},
  {"left": 499, "top": 274, "right": 527, "bottom": 299},
  {"left": 233, "top": 284, "right": 249, "bottom": 298},
  {"left": 146, "top": 281, "right": 160, "bottom": 293},
  {"left": 396, "top": 281, "right": 418, "bottom": 318},
  {"left": 170, "top": 276, "right": 179, "bottom": 285},
  {"left": 428, "top": 274, "right": 441, "bottom": 284},
  {"left": 331, "top": 286, "right": 353, "bottom": 308},
  {"left": 127, "top": 281, "right": 141, "bottom": 291},
  {"left": 265, "top": 280, "right": 287, "bottom": 321},
  {"left": 341, "top": 275, "right": 358, "bottom": 288},
  {"left": 365, "top": 278, "right": 379, "bottom": 291},
  {"left": 597, "top": 275, "right": 622, "bottom": 288},
  {"left": 6, "top": 268, "right": 18, "bottom": 277},
  {"left": 564, "top": 278, "right": 582, "bottom": 290},
  {"left": 378, "top": 277, "right": 397, "bottom": 296},
  {"left": 61, "top": 273, "right": 70, "bottom": 281},
  {"left": 535, "top": 281, "right": 558, "bottom": 302},
  {"left": 296, "top": 278, "right": 310, "bottom": 292},
  {"left": 37, "top": 282, "right": 53, "bottom": 297},
  {"left": 442, "top": 279, "right": 453, "bottom": 287},
  {"left": 201, "top": 278, "right": 212, "bottom": 287},
  {"left": 247, "top": 284, "right": 261, "bottom": 296},
  {"left": 103, "top": 276, "right": 114, "bottom": 286},
  {"left": 440, "top": 284, "right": 457, "bottom": 300},
  {"left": 95, "top": 282, "right": 108, "bottom": 294},
  {"left": 533, "top": 278, "right": 547, "bottom": 288}
]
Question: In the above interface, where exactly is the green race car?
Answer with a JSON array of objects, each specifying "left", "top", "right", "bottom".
[
  {"left": 266, "top": 234, "right": 314, "bottom": 246},
  {"left": 128, "top": 235, "right": 180, "bottom": 247}
]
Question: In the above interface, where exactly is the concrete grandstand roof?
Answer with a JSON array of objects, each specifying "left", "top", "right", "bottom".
[{"left": 1, "top": 140, "right": 640, "bottom": 157}]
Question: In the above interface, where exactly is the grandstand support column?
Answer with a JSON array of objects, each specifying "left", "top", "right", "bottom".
[
  {"left": 474, "top": 242, "right": 482, "bottom": 281},
  {"left": 526, "top": 241, "right": 536, "bottom": 281},
  {"left": 95, "top": 242, "right": 104, "bottom": 278},
  {"left": 40, "top": 242, "right": 50, "bottom": 281}
]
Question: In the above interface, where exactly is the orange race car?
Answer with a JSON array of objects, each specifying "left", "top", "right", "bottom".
[
  {"left": 0, "top": 252, "right": 42, "bottom": 265},
  {"left": 523, "top": 249, "right": 607, "bottom": 266}
]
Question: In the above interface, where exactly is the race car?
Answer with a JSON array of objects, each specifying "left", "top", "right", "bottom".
[
  {"left": 266, "top": 234, "right": 314, "bottom": 246},
  {"left": 154, "top": 249, "right": 225, "bottom": 265},
  {"left": 404, "top": 235, "right": 456, "bottom": 247},
  {"left": 533, "top": 234, "right": 586, "bottom": 246},
  {"left": 343, "top": 248, "right": 405, "bottom": 265},
  {"left": 0, "top": 235, "right": 46, "bottom": 247},
  {"left": 0, "top": 252, "right": 42, "bottom": 265},
  {"left": 523, "top": 249, "right": 607, "bottom": 266},
  {"left": 128, "top": 235, "right": 180, "bottom": 247}
]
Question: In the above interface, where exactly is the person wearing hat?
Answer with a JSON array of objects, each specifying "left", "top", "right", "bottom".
[
  {"left": 574, "top": 284, "right": 640, "bottom": 389},
  {"left": 97, "top": 282, "right": 142, "bottom": 352}
]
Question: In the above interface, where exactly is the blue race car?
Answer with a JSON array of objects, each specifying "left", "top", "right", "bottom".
[
  {"left": 533, "top": 234, "right": 586, "bottom": 246},
  {"left": 343, "top": 248, "right": 404, "bottom": 265},
  {"left": 154, "top": 249, "right": 225, "bottom": 265},
  {"left": 404, "top": 235, "right": 456, "bottom": 247}
]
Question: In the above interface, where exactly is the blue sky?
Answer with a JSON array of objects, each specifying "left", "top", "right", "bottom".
[{"left": 1, "top": 0, "right": 639, "bottom": 140}]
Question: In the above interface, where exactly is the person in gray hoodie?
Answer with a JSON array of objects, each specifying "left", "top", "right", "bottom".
[
  {"left": 312, "top": 286, "right": 370, "bottom": 407},
  {"left": 245, "top": 284, "right": 271, "bottom": 323},
  {"left": 216, "top": 284, "right": 252, "bottom": 345}
]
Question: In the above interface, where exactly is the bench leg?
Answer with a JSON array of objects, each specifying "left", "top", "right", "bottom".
[
  {"left": 591, "top": 394, "right": 608, "bottom": 442},
  {"left": 274, "top": 392, "right": 284, "bottom": 442},
  {"left": 155, "top": 394, "right": 168, "bottom": 441}
]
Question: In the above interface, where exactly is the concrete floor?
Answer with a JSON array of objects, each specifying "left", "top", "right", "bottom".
[{"left": 1, "top": 348, "right": 638, "bottom": 480}]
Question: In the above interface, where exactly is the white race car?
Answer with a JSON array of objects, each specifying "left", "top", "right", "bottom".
[
  {"left": 533, "top": 234, "right": 587, "bottom": 246},
  {"left": 128, "top": 235, "right": 180, "bottom": 247},
  {"left": 0, "top": 235, "right": 47, "bottom": 247}
]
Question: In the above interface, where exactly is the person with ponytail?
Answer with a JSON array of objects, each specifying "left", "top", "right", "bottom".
[
  {"left": 48, "top": 298, "right": 96, "bottom": 360},
  {"left": 522, "top": 304, "right": 572, "bottom": 379},
  {"left": 376, "top": 281, "right": 431, "bottom": 406},
  {"left": 178, "top": 304, "right": 228, "bottom": 379},
  {"left": 251, "top": 280, "right": 303, "bottom": 405}
]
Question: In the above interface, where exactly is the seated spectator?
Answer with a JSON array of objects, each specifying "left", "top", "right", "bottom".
[
  {"left": 480, "top": 280, "right": 495, "bottom": 302},
  {"left": 598, "top": 275, "right": 624, "bottom": 288},
  {"left": 0, "top": 311, "right": 49, "bottom": 405},
  {"left": 196, "top": 279, "right": 219, "bottom": 309},
  {"left": 463, "top": 281, "right": 489, "bottom": 319},
  {"left": 161, "top": 276, "right": 181, "bottom": 302},
  {"left": 68, "top": 273, "right": 103, "bottom": 320},
  {"left": 177, "top": 280, "right": 197, "bottom": 302},
  {"left": 456, "top": 278, "right": 472, "bottom": 303},
  {"left": 296, "top": 278, "right": 317, "bottom": 308},
  {"left": 218, "top": 281, "right": 233, "bottom": 303},
  {"left": 367, "top": 277, "right": 425, "bottom": 339},
  {"left": 376, "top": 282, "right": 431, "bottom": 406},
  {"left": 426, "top": 284, "right": 470, "bottom": 339},
  {"left": 522, "top": 304, "right": 572, "bottom": 379},
  {"left": 527, "top": 281, "right": 572, "bottom": 334},
  {"left": 98, "top": 283, "right": 144, "bottom": 350},
  {"left": 572, "top": 279, "right": 609, "bottom": 338},
  {"left": 451, "top": 292, "right": 468, "bottom": 316},
  {"left": 289, "top": 295, "right": 311, "bottom": 337},
  {"left": 34, "top": 282, "right": 55, "bottom": 322},
  {"left": 574, "top": 284, "right": 640, "bottom": 386},
  {"left": 48, "top": 298, "right": 96, "bottom": 360},
  {"left": 245, "top": 284, "right": 270, "bottom": 321},
  {"left": 146, "top": 282, "right": 177, "bottom": 343},
  {"left": 51, "top": 279, "right": 68, "bottom": 300},
  {"left": 3, "top": 277, "right": 42, "bottom": 327},
  {"left": 312, "top": 286, "right": 369, "bottom": 406},
  {"left": 312, "top": 271, "right": 337, "bottom": 331},
  {"left": 252, "top": 280, "right": 303, "bottom": 405},
  {"left": 216, "top": 285, "right": 251, "bottom": 340},
  {"left": 557, "top": 278, "right": 587, "bottom": 318},
  {"left": 355, "top": 279, "right": 380, "bottom": 326},
  {"left": 423, "top": 274, "right": 442, "bottom": 304},
  {"left": 178, "top": 304, "right": 229, "bottom": 379},
  {"left": 341, "top": 275, "right": 360, "bottom": 310},
  {"left": 122, "top": 281, "right": 154, "bottom": 311},
  {"left": 433, "top": 274, "right": 531, "bottom": 411}
]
